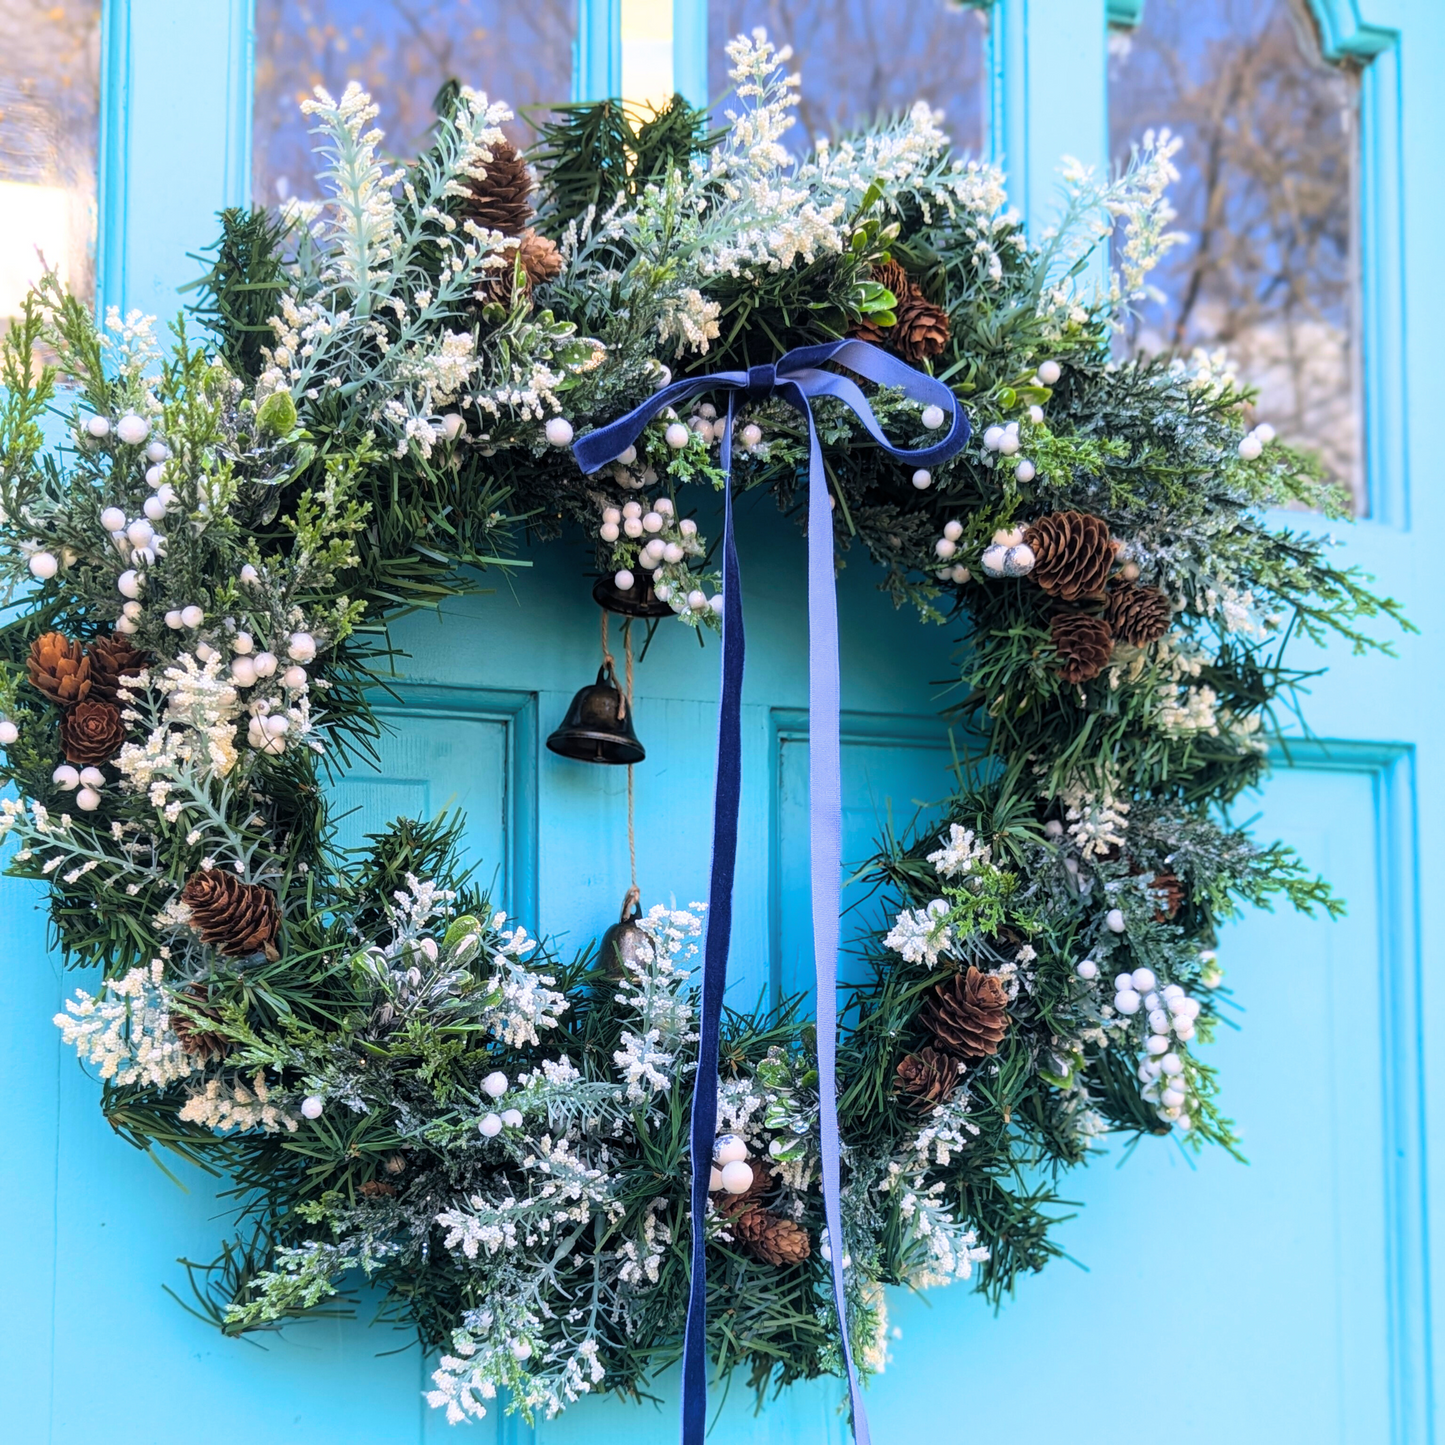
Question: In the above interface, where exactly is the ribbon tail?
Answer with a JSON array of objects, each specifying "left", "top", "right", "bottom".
[
  {"left": 804, "top": 406, "right": 872, "bottom": 1445},
  {"left": 681, "top": 398, "right": 745, "bottom": 1445}
]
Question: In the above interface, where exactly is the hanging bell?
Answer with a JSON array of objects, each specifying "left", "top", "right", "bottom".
[
  {"left": 597, "top": 887, "right": 649, "bottom": 981},
  {"left": 546, "top": 659, "right": 645, "bottom": 764},
  {"left": 592, "top": 573, "right": 673, "bottom": 618}
]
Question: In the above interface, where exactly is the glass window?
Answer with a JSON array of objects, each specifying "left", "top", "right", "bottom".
[
  {"left": 622, "top": 0, "right": 675, "bottom": 112},
  {"left": 1109, "top": 0, "right": 1364, "bottom": 509},
  {"left": 708, "top": 0, "right": 988, "bottom": 158},
  {"left": 253, "top": 0, "right": 577, "bottom": 205},
  {"left": 0, "top": 0, "right": 101, "bottom": 327}
]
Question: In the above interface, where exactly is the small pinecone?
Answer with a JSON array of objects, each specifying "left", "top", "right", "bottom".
[
  {"left": 360, "top": 1179, "right": 396, "bottom": 1199},
  {"left": 1104, "top": 580, "right": 1171, "bottom": 646},
  {"left": 460, "top": 140, "right": 535, "bottom": 236},
  {"left": 711, "top": 1158, "right": 770, "bottom": 1217},
  {"left": 892, "top": 288, "right": 950, "bottom": 364},
  {"left": 1049, "top": 612, "right": 1114, "bottom": 685},
  {"left": 733, "top": 1208, "right": 812, "bottom": 1267},
  {"left": 171, "top": 985, "right": 228, "bottom": 1061},
  {"left": 27, "top": 632, "right": 91, "bottom": 706},
  {"left": 895, "top": 1046, "right": 961, "bottom": 1111},
  {"left": 87, "top": 632, "right": 149, "bottom": 705},
  {"left": 482, "top": 229, "right": 564, "bottom": 303},
  {"left": 60, "top": 700, "right": 125, "bottom": 765},
  {"left": 1024, "top": 511, "right": 1116, "bottom": 601},
  {"left": 922, "top": 965, "right": 1009, "bottom": 1061},
  {"left": 181, "top": 868, "right": 282, "bottom": 959},
  {"left": 1149, "top": 870, "right": 1185, "bottom": 920},
  {"left": 871, "top": 259, "right": 910, "bottom": 306}
]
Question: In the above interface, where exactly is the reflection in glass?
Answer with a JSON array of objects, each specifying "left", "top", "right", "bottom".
[
  {"left": 709, "top": 0, "right": 988, "bottom": 158},
  {"left": 253, "top": 0, "right": 576, "bottom": 204},
  {"left": 1109, "top": 0, "right": 1363, "bottom": 508},
  {"left": 0, "top": 0, "right": 101, "bottom": 325}
]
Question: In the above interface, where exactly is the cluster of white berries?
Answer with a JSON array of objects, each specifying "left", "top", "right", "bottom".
[
  {"left": 1100, "top": 965, "right": 1203, "bottom": 1127},
  {"left": 708, "top": 1133, "right": 754, "bottom": 1194},
  {"left": 82, "top": 411, "right": 153, "bottom": 447},
  {"left": 51, "top": 763, "right": 108, "bottom": 812},
  {"left": 931, "top": 519, "right": 970, "bottom": 585},
  {"left": 600, "top": 496, "right": 717, "bottom": 612},
  {"left": 906, "top": 407, "right": 949, "bottom": 490},
  {"left": 980, "top": 526, "right": 1036, "bottom": 578},
  {"left": 1236, "top": 421, "right": 1276, "bottom": 461},
  {"left": 241, "top": 633, "right": 314, "bottom": 755},
  {"left": 476, "top": 1071, "right": 525, "bottom": 1137}
]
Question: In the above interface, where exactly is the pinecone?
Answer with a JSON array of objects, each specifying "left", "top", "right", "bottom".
[
  {"left": 87, "top": 632, "right": 149, "bottom": 705},
  {"left": 460, "top": 140, "right": 535, "bottom": 236},
  {"left": 60, "top": 700, "right": 125, "bottom": 765},
  {"left": 846, "top": 316, "right": 889, "bottom": 347},
  {"left": 921, "top": 965, "right": 1010, "bottom": 1061},
  {"left": 482, "top": 229, "right": 564, "bottom": 303},
  {"left": 870, "top": 259, "right": 910, "bottom": 307},
  {"left": 170, "top": 986, "right": 228, "bottom": 1062},
  {"left": 1148, "top": 870, "right": 1185, "bottom": 920},
  {"left": 27, "top": 632, "right": 91, "bottom": 706},
  {"left": 1049, "top": 612, "right": 1114, "bottom": 685},
  {"left": 892, "top": 288, "right": 950, "bottom": 364},
  {"left": 895, "top": 1047, "right": 961, "bottom": 1111},
  {"left": 710, "top": 1158, "right": 770, "bottom": 1217},
  {"left": 181, "top": 868, "right": 282, "bottom": 960},
  {"left": 1024, "top": 511, "right": 1117, "bottom": 601},
  {"left": 1103, "top": 580, "right": 1171, "bottom": 646},
  {"left": 360, "top": 1179, "right": 396, "bottom": 1198},
  {"left": 733, "top": 1207, "right": 812, "bottom": 1266}
]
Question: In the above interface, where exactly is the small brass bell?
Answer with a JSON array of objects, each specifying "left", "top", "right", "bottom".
[
  {"left": 546, "top": 658, "right": 645, "bottom": 764},
  {"left": 592, "top": 573, "right": 673, "bottom": 618},
  {"left": 598, "top": 887, "right": 649, "bottom": 980}
]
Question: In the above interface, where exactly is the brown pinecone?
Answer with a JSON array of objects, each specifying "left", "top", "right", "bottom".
[
  {"left": 1103, "top": 580, "right": 1171, "bottom": 646},
  {"left": 181, "top": 868, "right": 282, "bottom": 960},
  {"left": 922, "top": 965, "right": 1009, "bottom": 1061},
  {"left": 1024, "top": 511, "right": 1116, "bottom": 601},
  {"left": 892, "top": 288, "right": 950, "bottom": 364},
  {"left": 27, "top": 632, "right": 91, "bottom": 706},
  {"left": 359, "top": 1179, "right": 396, "bottom": 1198},
  {"left": 170, "top": 986, "right": 228, "bottom": 1061},
  {"left": 1149, "top": 870, "right": 1185, "bottom": 920},
  {"left": 87, "top": 633, "right": 149, "bottom": 705},
  {"left": 460, "top": 139, "right": 535, "bottom": 235},
  {"left": 733, "top": 1207, "right": 812, "bottom": 1267},
  {"left": 895, "top": 1046, "right": 961, "bottom": 1111},
  {"left": 710, "top": 1158, "right": 770, "bottom": 1217},
  {"left": 60, "top": 700, "right": 125, "bottom": 765},
  {"left": 1049, "top": 612, "right": 1114, "bottom": 685},
  {"left": 482, "top": 229, "right": 563, "bottom": 303}
]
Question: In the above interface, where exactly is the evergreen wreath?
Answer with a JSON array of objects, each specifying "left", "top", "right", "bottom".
[{"left": 0, "top": 32, "right": 1409, "bottom": 1427}]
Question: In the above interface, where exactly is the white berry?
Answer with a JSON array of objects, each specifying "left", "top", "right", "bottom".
[
  {"left": 117, "top": 570, "right": 143, "bottom": 599},
  {"left": 0, "top": 720, "right": 16, "bottom": 746},
  {"left": 720, "top": 1159, "right": 754, "bottom": 1194},
  {"left": 912, "top": 468, "right": 932, "bottom": 490},
  {"left": 441, "top": 413, "right": 465, "bottom": 441},
  {"left": 642, "top": 511, "right": 664, "bottom": 533},
  {"left": 618, "top": 445, "right": 637, "bottom": 465},
  {"left": 282, "top": 666, "right": 308, "bottom": 690},
  {"left": 544, "top": 417, "right": 574, "bottom": 447},
  {"left": 1014, "top": 459, "right": 1036, "bottom": 483},
  {"left": 76, "top": 786, "right": 102, "bottom": 812},
  {"left": 301, "top": 1095, "right": 324, "bottom": 1119},
  {"left": 479, "top": 1112, "right": 503, "bottom": 1137},
  {"left": 240, "top": 564, "right": 259, "bottom": 586},
  {"left": 1238, "top": 433, "right": 1263, "bottom": 460},
  {"left": 715, "top": 1134, "right": 747, "bottom": 1164},
  {"left": 943, "top": 520, "right": 963, "bottom": 541},
  {"left": 614, "top": 569, "right": 635, "bottom": 591},
  {"left": 482, "top": 1071, "right": 509, "bottom": 1098},
  {"left": 100, "top": 506, "right": 126, "bottom": 532},
  {"left": 1114, "top": 989, "right": 1141, "bottom": 1014},
  {"left": 599, "top": 522, "right": 620, "bottom": 542},
  {"left": 52, "top": 765, "right": 80, "bottom": 790},
  {"left": 1105, "top": 908, "right": 1126, "bottom": 933},
  {"left": 126, "top": 518, "right": 154, "bottom": 548},
  {"left": 79, "top": 767, "right": 105, "bottom": 788},
  {"left": 29, "top": 552, "right": 59, "bottom": 580},
  {"left": 665, "top": 422, "right": 689, "bottom": 449},
  {"left": 145, "top": 440, "right": 169, "bottom": 463},
  {"left": 230, "top": 657, "right": 258, "bottom": 687},
  {"left": 921, "top": 404, "right": 946, "bottom": 429},
  {"left": 687, "top": 589, "right": 709, "bottom": 611},
  {"left": 116, "top": 413, "right": 150, "bottom": 445},
  {"left": 934, "top": 538, "right": 957, "bottom": 559},
  {"left": 142, "top": 496, "right": 166, "bottom": 522},
  {"left": 1254, "top": 422, "right": 1276, "bottom": 444},
  {"left": 1037, "top": 359, "right": 1062, "bottom": 385},
  {"left": 287, "top": 632, "right": 316, "bottom": 663},
  {"left": 982, "top": 425, "right": 1004, "bottom": 451},
  {"left": 500, "top": 1108, "right": 523, "bottom": 1128},
  {"left": 980, "top": 544, "right": 1008, "bottom": 576},
  {"left": 253, "top": 651, "right": 278, "bottom": 677},
  {"left": 180, "top": 605, "right": 204, "bottom": 628},
  {"left": 1076, "top": 960, "right": 1098, "bottom": 980},
  {"left": 1131, "top": 967, "right": 1156, "bottom": 992},
  {"left": 84, "top": 415, "right": 110, "bottom": 438}
]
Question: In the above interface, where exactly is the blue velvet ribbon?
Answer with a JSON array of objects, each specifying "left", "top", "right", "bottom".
[{"left": 573, "top": 340, "right": 969, "bottom": 1444}]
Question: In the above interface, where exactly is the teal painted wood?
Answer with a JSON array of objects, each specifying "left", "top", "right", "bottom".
[
  {"left": 673, "top": 0, "right": 709, "bottom": 108},
  {"left": 5, "top": 1, "right": 1445, "bottom": 1442}
]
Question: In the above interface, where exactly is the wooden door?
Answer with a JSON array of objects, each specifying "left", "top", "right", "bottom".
[{"left": 2, "top": 3, "right": 1440, "bottom": 1443}]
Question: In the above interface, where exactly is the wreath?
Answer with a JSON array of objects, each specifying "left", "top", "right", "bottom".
[{"left": 0, "top": 33, "right": 1407, "bottom": 1430}]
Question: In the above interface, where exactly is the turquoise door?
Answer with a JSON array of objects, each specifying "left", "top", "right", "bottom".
[{"left": 2, "top": 2, "right": 1440, "bottom": 1442}]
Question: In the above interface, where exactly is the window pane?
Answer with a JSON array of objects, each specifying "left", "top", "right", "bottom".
[
  {"left": 0, "top": 0, "right": 101, "bottom": 325},
  {"left": 709, "top": 0, "right": 988, "bottom": 158},
  {"left": 622, "top": 0, "right": 674, "bottom": 112},
  {"left": 1109, "top": 0, "right": 1364, "bottom": 510},
  {"left": 253, "top": 0, "right": 577, "bottom": 205}
]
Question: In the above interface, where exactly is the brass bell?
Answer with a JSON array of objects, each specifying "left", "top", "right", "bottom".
[
  {"left": 546, "top": 659, "right": 645, "bottom": 764},
  {"left": 592, "top": 573, "right": 673, "bottom": 618},
  {"left": 597, "top": 887, "right": 649, "bottom": 980}
]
